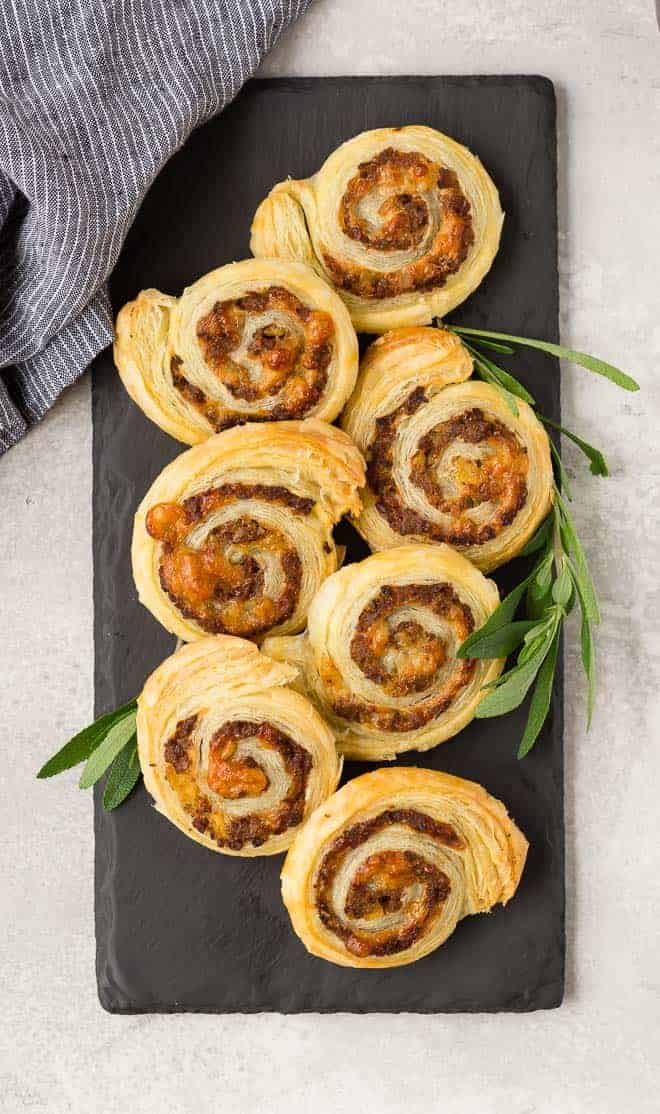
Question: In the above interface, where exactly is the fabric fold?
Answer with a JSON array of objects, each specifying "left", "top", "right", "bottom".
[{"left": 0, "top": 0, "right": 312, "bottom": 454}]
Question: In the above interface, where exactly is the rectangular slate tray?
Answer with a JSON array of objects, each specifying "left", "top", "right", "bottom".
[{"left": 93, "top": 75, "right": 563, "bottom": 1013}]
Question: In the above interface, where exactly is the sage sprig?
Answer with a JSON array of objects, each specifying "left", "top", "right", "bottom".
[
  {"left": 444, "top": 322, "right": 638, "bottom": 473},
  {"left": 457, "top": 501, "right": 594, "bottom": 757},
  {"left": 447, "top": 321, "right": 635, "bottom": 756},
  {"left": 37, "top": 699, "right": 140, "bottom": 811},
  {"left": 449, "top": 324, "right": 640, "bottom": 393},
  {"left": 102, "top": 736, "right": 142, "bottom": 811}
]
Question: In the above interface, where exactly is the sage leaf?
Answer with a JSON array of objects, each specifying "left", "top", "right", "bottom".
[
  {"left": 526, "top": 549, "right": 554, "bottom": 619},
  {"left": 541, "top": 416, "right": 609, "bottom": 477},
  {"left": 556, "top": 492, "right": 599, "bottom": 623},
  {"left": 552, "top": 564, "right": 573, "bottom": 607},
  {"left": 451, "top": 327, "right": 640, "bottom": 392},
  {"left": 37, "top": 700, "right": 137, "bottom": 779},
  {"left": 549, "top": 440, "right": 573, "bottom": 500},
  {"left": 467, "top": 337, "right": 515, "bottom": 355},
  {"left": 464, "top": 342, "right": 536, "bottom": 405},
  {"left": 457, "top": 619, "right": 539, "bottom": 660},
  {"left": 517, "top": 629, "right": 561, "bottom": 758},
  {"left": 581, "top": 610, "right": 596, "bottom": 729},
  {"left": 518, "top": 623, "right": 553, "bottom": 666},
  {"left": 470, "top": 354, "right": 519, "bottom": 415},
  {"left": 103, "top": 738, "right": 141, "bottom": 810},
  {"left": 497, "top": 385, "right": 519, "bottom": 416},
  {"left": 572, "top": 572, "right": 596, "bottom": 728},
  {"left": 79, "top": 712, "right": 137, "bottom": 790},
  {"left": 456, "top": 568, "right": 541, "bottom": 658},
  {"left": 475, "top": 642, "right": 550, "bottom": 718},
  {"left": 519, "top": 515, "right": 553, "bottom": 556}
]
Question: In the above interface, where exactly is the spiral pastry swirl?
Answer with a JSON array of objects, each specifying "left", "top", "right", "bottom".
[
  {"left": 114, "top": 258, "right": 359, "bottom": 443},
  {"left": 137, "top": 636, "right": 341, "bottom": 856},
  {"left": 132, "top": 420, "right": 365, "bottom": 643},
  {"left": 250, "top": 126, "right": 503, "bottom": 333},
  {"left": 342, "top": 327, "right": 553, "bottom": 571},
  {"left": 263, "top": 544, "right": 503, "bottom": 761},
  {"left": 282, "top": 767, "right": 528, "bottom": 967}
]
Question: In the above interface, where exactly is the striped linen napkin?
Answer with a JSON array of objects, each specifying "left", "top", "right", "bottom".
[{"left": 0, "top": 0, "right": 312, "bottom": 454}]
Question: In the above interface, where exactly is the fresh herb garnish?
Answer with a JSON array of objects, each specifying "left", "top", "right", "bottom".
[
  {"left": 449, "top": 325, "right": 640, "bottom": 393},
  {"left": 444, "top": 321, "right": 638, "bottom": 475},
  {"left": 102, "top": 735, "right": 142, "bottom": 810},
  {"left": 449, "top": 321, "right": 635, "bottom": 756},
  {"left": 37, "top": 699, "right": 139, "bottom": 811},
  {"left": 458, "top": 501, "right": 592, "bottom": 757},
  {"left": 540, "top": 416, "right": 609, "bottom": 478}
]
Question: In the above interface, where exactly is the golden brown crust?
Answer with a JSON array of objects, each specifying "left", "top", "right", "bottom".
[
  {"left": 114, "top": 259, "right": 359, "bottom": 444},
  {"left": 132, "top": 419, "right": 365, "bottom": 643},
  {"left": 137, "top": 636, "right": 342, "bottom": 856},
  {"left": 281, "top": 767, "right": 528, "bottom": 967},
  {"left": 250, "top": 127, "right": 503, "bottom": 333},
  {"left": 341, "top": 327, "right": 554, "bottom": 571},
  {"left": 262, "top": 544, "right": 504, "bottom": 761}
]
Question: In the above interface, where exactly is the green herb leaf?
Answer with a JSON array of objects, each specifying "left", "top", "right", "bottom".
[
  {"left": 541, "top": 416, "right": 609, "bottom": 477},
  {"left": 580, "top": 610, "right": 596, "bottom": 729},
  {"left": 526, "top": 550, "right": 554, "bottom": 620},
  {"left": 37, "top": 700, "right": 138, "bottom": 779},
  {"left": 470, "top": 353, "right": 519, "bottom": 415},
  {"left": 556, "top": 492, "right": 599, "bottom": 624},
  {"left": 78, "top": 712, "right": 137, "bottom": 790},
  {"left": 519, "top": 515, "right": 553, "bottom": 556},
  {"left": 436, "top": 322, "right": 604, "bottom": 754},
  {"left": 451, "top": 326, "right": 640, "bottom": 392},
  {"left": 459, "top": 479, "right": 597, "bottom": 753},
  {"left": 475, "top": 640, "right": 551, "bottom": 718},
  {"left": 467, "top": 337, "right": 516, "bottom": 355},
  {"left": 457, "top": 619, "right": 539, "bottom": 660},
  {"left": 552, "top": 564, "right": 573, "bottom": 607},
  {"left": 517, "top": 629, "right": 561, "bottom": 758},
  {"left": 456, "top": 567, "right": 542, "bottom": 659},
  {"left": 572, "top": 571, "right": 597, "bottom": 728},
  {"left": 102, "top": 738, "right": 142, "bottom": 810},
  {"left": 497, "top": 384, "right": 519, "bottom": 416},
  {"left": 549, "top": 440, "right": 573, "bottom": 500},
  {"left": 517, "top": 614, "right": 557, "bottom": 665},
  {"left": 463, "top": 342, "right": 536, "bottom": 406}
]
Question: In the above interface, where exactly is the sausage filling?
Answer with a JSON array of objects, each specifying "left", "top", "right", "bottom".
[
  {"left": 146, "top": 484, "right": 314, "bottom": 638},
  {"left": 171, "top": 285, "right": 335, "bottom": 430},
  {"left": 315, "top": 808, "right": 465, "bottom": 957},
  {"left": 320, "top": 582, "right": 476, "bottom": 732},
  {"left": 368, "top": 390, "right": 529, "bottom": 546},
  {"left": 323, "top": 148, "right": 474, "bottom": 299},
  {"left": 164, "top": 716, "right": 312, "bottom": 850}
]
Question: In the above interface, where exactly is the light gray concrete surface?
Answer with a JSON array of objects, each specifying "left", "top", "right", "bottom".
[{"left": 1, "top": 2, "right": 659, "bottom": 1111}]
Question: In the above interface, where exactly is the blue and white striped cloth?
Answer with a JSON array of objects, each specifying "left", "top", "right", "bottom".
[{"left": 0, "top": 0, "right": 311, "bottom": 454}]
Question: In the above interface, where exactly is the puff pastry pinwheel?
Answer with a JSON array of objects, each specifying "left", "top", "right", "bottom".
[
  {"left": 250, "top": 126, "right": 503, "bottom": 333},
  {"left": 132, "top": 420, "right": 365, "bottom": 643},
  {"left": 114, "top": 258, "right": 359, "bottom": 443},
  {"left": 342, "top": 326, "right": 553, "bottom": 571},
  {"left": 137, "top": 636, "right": 341, "bottom": 856},
  {"left": 281, "top": 767, "right": 528, "bottom": 967},
  {"left": 263, "top": 544, "right": 503, "bottom": 761}
]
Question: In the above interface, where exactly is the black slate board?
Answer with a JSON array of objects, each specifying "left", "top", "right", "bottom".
[{"left": 93, "top": 76, "right": 563, "bottom": 1013}]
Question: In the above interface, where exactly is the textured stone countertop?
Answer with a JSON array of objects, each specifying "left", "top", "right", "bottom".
[{"left": 2, "top": 3, "right": 658, "bottom": 1112}]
